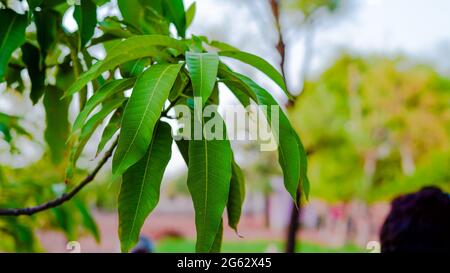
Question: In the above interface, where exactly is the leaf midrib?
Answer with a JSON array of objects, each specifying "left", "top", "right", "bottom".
[{"left": 0, "top": 15, "right": 17, "bottom": 58}]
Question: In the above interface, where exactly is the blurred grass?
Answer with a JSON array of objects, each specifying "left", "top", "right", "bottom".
[{"left": 155, "top": 238, "right": 364, "bottom": 253}]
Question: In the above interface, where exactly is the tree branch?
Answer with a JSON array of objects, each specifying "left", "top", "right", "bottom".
[{"left": 0, "top": 138, "right": 118, "bottom": 216}]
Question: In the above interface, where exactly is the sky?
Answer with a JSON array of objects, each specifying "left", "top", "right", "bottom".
[{"left": 2, "top": 0, "right": 450, "bottom": 175}]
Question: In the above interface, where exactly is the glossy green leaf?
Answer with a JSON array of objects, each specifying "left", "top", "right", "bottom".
[
  {"left": 118, "top": 121, "right": 173, "bottom": 253},
  {"left": 64, "top": 35, "right": 188, "bottom": 98},
  {"left": 237, "top": 74, "right": 308, "bottom": 202},
  {"left": 227, "top": 159, "right": 246, "bottom": 231},
  {"left": 186, "top": 52, "right": 219, "bottom": 107},
  {"left": 0, "top": 9, "right": 27, "bottom": 80},
  {"left": 162, "top": 0, "right": 186, "bottom": 37},
  {"left": 113, "top": 63, "right": 182, "bottom": 176},
  {"left": 73, "top": 0, "right": 97, "bottom": 47},
  {"left": 219, "top": 50, "right": 293, "bottom": 100},
  {"left": 21, "top": 43, "right": 46, "bottom": 104},
  {"left": 218, "top": 64, "right": 255, "bottom": 106},
  {"left": 73, "top": 78, "right": 135, "bottom": 131},
  {"left": 187, "top": 114, "right": 232, "bottom": 252},
  {"left": 44, "top": 86, "right": 70, "bottom": 165}
]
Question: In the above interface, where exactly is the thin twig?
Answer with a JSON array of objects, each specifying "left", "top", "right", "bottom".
[{"left": 0, "top": 138, "right": 118, "bottom": 216}]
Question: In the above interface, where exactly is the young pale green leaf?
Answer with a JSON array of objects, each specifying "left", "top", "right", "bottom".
[
  {"left": 237, "top": 74, "right": 308, "bottom": 203},
  {"left": 72, "top": 78, "right": 135, "bottom": 132},
  {"left": 64, "top": 35, "right": 188, "bottom": 98},
  {"left": 185, "top": 2, "right": 196, "bottom": 29},
  {"left": 219, "top": 50, "right": 293, "bottom": 100},
  {"left": 186, "top": 52, "right": 219, "bottom": 107},
  {"left": 73, "top": 0, "right": 97, "bottom": 47},
  {"left": 227, "top": 159, "right": 246, "bottom": 232},
  {"left": 44, "top": 86, "right": 70, "bottom": 165},
  {"left": 187, "top": 114, "right": 232, "bottom": 253},
  {"left": 21, "top": 43, "right": 45, "bottom": 104},
  {"left": 0, "top": 9, "right": 27, "bottom": 80},
  {"left": 96, "top": 109, "right": 121, "bottom": 156},
  {"left": 210, "top": 219, "right": 223, "bottom": 253},
  {"left": 113, "top": 63, "right": 182, "bottom": 176},
  {"left": 118, "top": 121, "right": 173, "bottom": 253},
  {"left": 162, "top": 0, "right": 186, "bottom": 38}
]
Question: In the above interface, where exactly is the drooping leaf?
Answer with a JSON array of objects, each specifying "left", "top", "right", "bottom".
[
  {"left": 21, "top": 43, "right": 46, "bottom": 104},
  {"left": 72, "top": 78, "right": 135, "bottom": 131},
  {"left": 162, "top": 0, "right": 186, "bottom": 38},
  {"left": 73, "top": 0, "right": 97, "bottom": 47},
  {"left": 186, "top": 52, "right": 219, "bottom": 107},
  {"left": 185, "top": 2, "right": 196, "bottom": 29},
  {"left": 74, "top": 199, "right": 100, "bottom": 243},
  {"left": 118, "top": 121, "right": 173, "bottom": 253},
  {"left": 187, "top": 113, "right": 232, "bottom": 252},
  {"left": 238, "top": 74, "right": 308, "bottom": 202},
  {"left": 227, "top": 159, "right": 246, "bottom": 231},
  {"left": 218, "top": 63, "right": 255, "bottom": 106},
  {"left": 96, "top": 109, "right": 122, "bottom": 156},
  {"left": 64, "top": 35, "right": 188, "bottom": 98},
  {"left": 112, "top": 63, "right": 182, "bottom": 176},
  {"left": 0, "top": 9, "right": 27, "bottom": 80},
  {"left": 33, "top": 9, "right": 58, "bottom": 63},
  {"left": 219, "top": 50, "right": 293, "bottom": 100},
  {"left": 44, "top": 86, "right": 70, "bottom": 165}
]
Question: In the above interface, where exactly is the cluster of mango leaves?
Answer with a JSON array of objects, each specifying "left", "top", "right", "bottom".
[{"left": 0, "top": 0, "right": 308, "bottom": 252}]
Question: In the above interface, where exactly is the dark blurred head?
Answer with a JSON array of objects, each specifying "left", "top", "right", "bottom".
[{"left": 380, "top": 186, "right": 450, "bottom": 253}]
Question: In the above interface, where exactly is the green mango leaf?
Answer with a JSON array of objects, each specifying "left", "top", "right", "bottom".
[
  {"left": 27, "top": 0, "right": 43, "bottom": 11},
  {"left": 72, "top": 78, "right": 135, "bottom": 132},
  {"left": 185, "top": 2, "right": 196, "bottom": 29},
  {"left": 120, "top": 58, "right": 149, "bottom": 78},
  {"left": 219, "top": 50, "right": 293, "bottom": 100},
  {"left": 187, "top": 113, "right": 232, "bottom": 252},
  {"left": 210, "top": 219, "right": 223, "bottom": 253},
  {"left": 64, "top": 35, "right": 188, "bottom": 98},
  {"left": 96, "top": 109, "right": 122, "bottom": 156},
  {"left": 218, "top": 64, "right": 255, "bottom": 106},
  {"left": 67, "top": 98, "right": 125, "bottom": 180},
  {"left": 33, "top": 9, "right": 58, "bottom": 63},
  {"left": 162, "top": 0, "right": 186, "bottom": 38},
  {"left": 21, "top": 43, "right": 46, "bottom": 104},
  {"left": 237, "top": 74, "right": 308, "bottom": 202},
  {"left": 175, "top": 138, "right": 190, "bottom": 165},
  {"left": 186, "top": 52, "right": 219, "bottom": 107},
  {"left": 118, "top": 121, "right": 173, "bottom": 253},
  {"left": 73, "top": 0, "right": 97, "bottom": 47},
  {"left": 168, "top": 69, "right": 189, "bottom": 101},
  {"left": 112, "top": 63, "right": 182, "bottom": 176},
  {"left": 44, "top": 86, "right": 70, "bottom": 165},
  {"left": 0, "top": 9, "right": 27, "bottom": 80},
  {"left": 227, "top": 159, "right": 246, "bottom": 231},
  {"left": 74, "top": 199, "right": 100, "bottom": 243}
]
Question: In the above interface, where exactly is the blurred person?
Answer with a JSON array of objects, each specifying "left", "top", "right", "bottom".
[{"left": 380, "top": 186, "right": 450, "bottom": 253}]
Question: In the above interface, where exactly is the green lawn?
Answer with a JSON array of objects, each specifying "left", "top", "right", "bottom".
[{"left": 155, "top": 238, "right": 364, "bottom": 253}]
